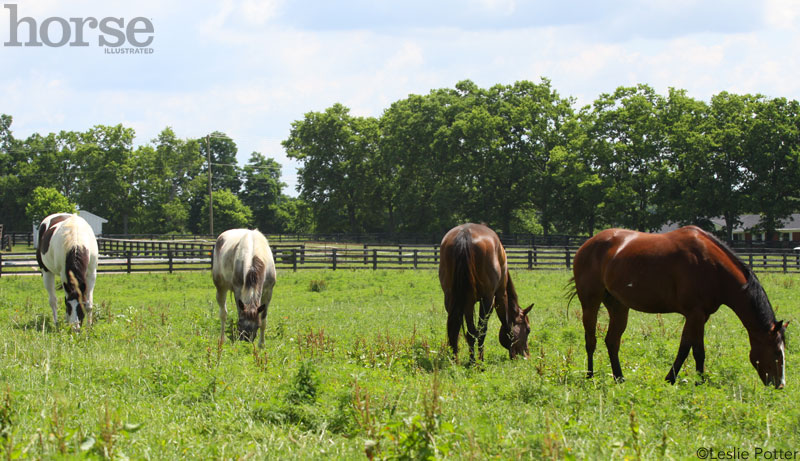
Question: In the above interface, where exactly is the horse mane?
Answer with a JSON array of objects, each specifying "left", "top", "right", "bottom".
[
  {"left": 505, "top": 270, "right": 520, "bottom": 310},
  {"left": 695, "top": 227, "right": 776, "bottom": 330}
]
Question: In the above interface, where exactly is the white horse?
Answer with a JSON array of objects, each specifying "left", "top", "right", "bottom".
[
  {"left": 212, "top": 229, "right": 276, "bottom": 347},
  {"left": 36, "top": 213, "right": 99, "bottom": 328}
]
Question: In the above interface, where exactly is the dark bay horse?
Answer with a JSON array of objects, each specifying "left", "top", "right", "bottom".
[
  {"left": 571, "top": 226, "right": 788, "bottom": 388},
  {"left": 439, "top": 223, "right": 533, "bottom": 362}
]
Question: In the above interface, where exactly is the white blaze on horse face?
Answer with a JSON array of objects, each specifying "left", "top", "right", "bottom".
[
  {"left": 67, "top": 299, "right": 81, "bottom": 326},
  {"left": 779, "top": 342, "right": 786, "bottom": 388}
]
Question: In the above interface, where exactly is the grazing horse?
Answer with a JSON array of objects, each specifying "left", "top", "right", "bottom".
[
  {"left": 36, "top": 213, "right": 99, "bottom": 329},
  {"left": 571, "top": 226, "right": 789, "bottom": 388},
  {"left": 439, "top": 223, "right": 533, "bottom": 362},
  {"left": 212, "top": 229, "right": 276, "bottom": 347}
]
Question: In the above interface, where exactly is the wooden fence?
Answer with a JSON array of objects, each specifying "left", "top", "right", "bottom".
[{"left": 3, "top": 244, "right": 800, "bottom": 276}]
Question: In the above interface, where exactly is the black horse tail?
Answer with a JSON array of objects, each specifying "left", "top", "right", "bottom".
[{"left": 448, "top": 229, "right": 477, "bottom": 355}]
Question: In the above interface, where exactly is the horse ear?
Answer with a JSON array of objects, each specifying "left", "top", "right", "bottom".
[
  {"left": 782, "top": 320, "right": 790, "bottom": 330},
  {"left": 523, "top": 303, "right": 534, "bottom": 316}
]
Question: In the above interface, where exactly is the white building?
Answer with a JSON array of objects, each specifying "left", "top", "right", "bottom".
[
  {"left": 33, "top": 210, "right": 108, "bottom": 248},
  {"left": 77, "top": 210, "right": 108, "bottom": 236}
]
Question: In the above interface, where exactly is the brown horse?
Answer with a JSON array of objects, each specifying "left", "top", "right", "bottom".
[
  {"left": 439, "top": 223, "right": 533, "bottom": 363},
  {"left": 571, "top": 225, "right": 788, "bottom": 388}
]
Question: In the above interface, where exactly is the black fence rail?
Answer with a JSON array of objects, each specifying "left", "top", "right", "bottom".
[
  {"left": 4, "top": 246, "right": 800, "bottom": 276},
  {"left": 4, "top": 230, "right": 800, "bottom": 250}
]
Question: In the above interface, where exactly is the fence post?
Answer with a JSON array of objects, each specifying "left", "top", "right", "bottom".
[
  {"left": 292, "top": 249, "right": 298, "bottom": 272},
  {"left": 398, "top": 245, "right": 403, "bottom": 265},
  {"left": 363, "top": 244, "right": 368, "bottom": 265},
  {"left": 168, "top": 250, "right": 173, "bottom": 274},
  {"left": 434, "top": 246, "right": 439, "bottom": 265},
  {"left": 332, "top": 249, "right": 337, "bottom": 271},
  {"left": 565, "top": 247, "right": 571, "bottom": 270},
  {"left": 413, "top": 249, "right": 418, "bottom": 269},
  {"left": 528, "top": 249, "right": 533, "bottom": 270},
  {"left": 0, "top": 252, "right": 3, "bottom": 278},
  {"left": 783, "top": 254, "right": 787, "bottom": 273},
  {"left": 126, "top": 251, "right": 132, "bottom": 274},
  {"left": 373, "top": 249, "right": 378, "bottom": 270},
  {"left": 301, "top": 245, "right": 305, "bottom": 264}
]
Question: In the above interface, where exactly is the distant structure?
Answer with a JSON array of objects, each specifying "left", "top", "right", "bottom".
[
  {"left": 33, "top": 210, "right": 108, "bottom": 248},
  {"left": 77, "top": 210, "right": 108, "bottom": 236},
  {"left": 660, "top": 214, "right": 800, "bottom": 242}
]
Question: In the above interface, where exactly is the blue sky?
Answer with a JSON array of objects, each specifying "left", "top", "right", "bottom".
[{"left": 2, "top": 1, "right": 799, "bottom": 194}]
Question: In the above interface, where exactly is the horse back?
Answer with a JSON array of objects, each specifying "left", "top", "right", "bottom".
[
  {"left": 575, "top": 226, "right": 736, "bottom": 314},
  {"left": 37, "top": 214, "right": 97, "bottom": 276},
  {"left": 213, "top": 229, "right": 275, "bottom": 293},
  {"left": 439, "top": 223, "right": 506, "bottom": 300}
]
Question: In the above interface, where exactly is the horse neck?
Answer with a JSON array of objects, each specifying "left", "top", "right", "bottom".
[{"left": 724, "top": 271, "right": 775, "bottom": 338}]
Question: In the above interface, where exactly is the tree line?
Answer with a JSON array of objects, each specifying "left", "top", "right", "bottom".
[
  {"left": 2, "top": 79, "right": 799, "bottom": 239},
  {"left": 285, "top": 80, "right": 800, "bottom": 240},
  {"left": 0, "top": 121, "right": 307, "bottom": 234}
]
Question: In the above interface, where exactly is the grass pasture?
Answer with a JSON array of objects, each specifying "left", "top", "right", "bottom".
[{"left": 0, "top": 269, "right": 798, "bottom": 459}]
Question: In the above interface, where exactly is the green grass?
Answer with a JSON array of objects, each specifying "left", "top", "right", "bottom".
[{"left": 0, "top": 270, "right": 798, "bottom": 459}]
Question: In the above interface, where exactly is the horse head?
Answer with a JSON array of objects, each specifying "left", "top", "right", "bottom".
[
  {"left": 65, "top": 270, "right": 86, "bottom": 329},
  {"left": 236, "top": 299, "right": 266, "bottom": 342},
  {"left": 500, "top": 303, "right": 533, "bottom": 359},
  {"left": 749, "top": 320, "right": 789, "bottom": 389}
]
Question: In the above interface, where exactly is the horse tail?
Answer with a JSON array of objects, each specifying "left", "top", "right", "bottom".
[
  {"left": 448, "top": 229, "right": 477, "bottom": 353},
  {"left": 564, "top": 276, "right": 578, "bottom": 322},
  {"left": 65, "top": 246, "right": 88, "bottom": 304}
]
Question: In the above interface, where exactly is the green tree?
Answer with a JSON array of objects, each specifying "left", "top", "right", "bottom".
[
  {"left": 241, "top": 152, "right": 286, "bottom": 233},
  {"left": 74, "top": 125, "right": 141, "bottom": 234},
  {"left": 25, "top": 186, "right": 77, "bottom": 224},
  {"left": 138, "top": 128, "right": 203, "bottom": 233},
  {"left": 200, "top": 132, "right": 242, "bottom": 194},
  {"left": 744, "top": 96, "right": 800, "bottom": 240},
  {"left": 201, "top": 188, "right": 253, "bottom": 234},
  {"left": 379, "top": 88, "right": 466, "bottom": 234},
  {"left": 283, "top": 104, "right": 381, "bottom": 233},
  {"left": 586, "top": 85, "right": 669, "bottom": 231}
]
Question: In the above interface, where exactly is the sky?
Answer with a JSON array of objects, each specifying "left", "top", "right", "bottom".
[{"left": 2, "top": 0, "right": 800, "bottom": 195}]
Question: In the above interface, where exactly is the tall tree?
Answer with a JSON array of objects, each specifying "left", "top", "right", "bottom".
[
  {"left": 744, "top": 96, "right": 800, "bottom": 240},
  {"left": 283, "top": 104, "right": 381, "bottom": 233},
  {"left": 200, "top": 132, "right": 242, "bottom": 194},
  {"left": 586, "top": 85, "right": 669, "bottom": 231},
  {"left": 75, "top": 124, "right": 140, "bottom": 234},
  {"left": 241, "top": 152, "right": 286, "bottom": 233}
]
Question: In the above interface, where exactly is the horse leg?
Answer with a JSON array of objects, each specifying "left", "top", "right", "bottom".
[
  {"left": 476, "top": 296, "right": 493, "bottom": 362},
  {"left": 666, "top": 314, "right": 706, "bottom": 384},
  {"left": 582, "top": 302, "right": 599, "bottom": 378},
  {"left": 603, "top": 296, "right": 629, "bottom": 382},
  {"left": 216, "top": 288, "right": 228, "bottom": 344},
  {"left": 43, "top": 272, "right": 58, "bottom": 326},
  {"left": 84, "top": 269, "right": 97, "bottom": 326},
  {"left": 463, "top": 302, "right": 478, "bottom": 365},
  {"left": 446, "top": 309, "right": 461, "bottom": 361}
]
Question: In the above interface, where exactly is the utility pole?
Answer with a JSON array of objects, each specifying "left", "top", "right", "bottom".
[{"left": 206, "top": 135, "right": 214, "bottom": 237}]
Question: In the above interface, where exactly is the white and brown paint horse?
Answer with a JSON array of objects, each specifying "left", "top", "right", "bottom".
[
  {"left": 36, "top": 213, "right": 99, "bottom": 329},
  {"left": 212, "top": 229, "right": 276, "bottom": 347}
]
